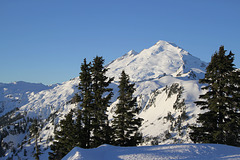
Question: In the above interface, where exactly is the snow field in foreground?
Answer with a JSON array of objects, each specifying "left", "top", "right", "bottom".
[{"left": 63, "top": 144, "right": 240, "bottom": 160}]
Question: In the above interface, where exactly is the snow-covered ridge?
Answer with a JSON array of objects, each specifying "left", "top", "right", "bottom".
[
  {"left": 0, "top": 81, "right": 54, "bottom": 117},
  {"left": 20, "top": 78, "right": 80, "bottom": 119}
]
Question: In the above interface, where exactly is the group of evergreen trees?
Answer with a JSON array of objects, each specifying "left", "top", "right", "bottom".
[
  {"left": 190, "top": 46, "right": 240, "bottom": 146},
  {"left": 49, "top": 56, "right": 142, "bottom": 159}
]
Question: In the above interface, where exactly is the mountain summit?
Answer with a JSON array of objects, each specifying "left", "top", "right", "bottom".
[{"left": 107, "top": 40, "right": 207, "bottom": 82}]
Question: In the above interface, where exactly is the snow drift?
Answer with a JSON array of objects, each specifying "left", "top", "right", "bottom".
[{"left": 63, "top": 144, "right": 240, "bottom": 160}]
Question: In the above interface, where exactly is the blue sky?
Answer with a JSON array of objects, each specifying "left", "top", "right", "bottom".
[{"left": 1, "top": 0, "right": 240, "bottom": 85}]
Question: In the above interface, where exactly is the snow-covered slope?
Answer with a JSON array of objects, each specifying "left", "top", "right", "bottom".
[
  {"left": 63, "top": 144, "right": 240, "bottom": 160},
  {"left": 20, "top": 78, "right": 80, "bottom": 120},
  {"left": 0, "top": 40, "right": 209, "bottom": 159}
]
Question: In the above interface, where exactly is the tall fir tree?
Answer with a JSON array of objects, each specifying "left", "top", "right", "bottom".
[
  {"left": 78, "top": 58, "right": 93, "bottom": 148},
  {"left": 74, "top": 109, "right": 84, "bottom": 148},
  {"left": 190, "top": 46, "right": 240, "bottom": 146},
  {"left": 0, "top": 134, "right": 4, "bottom": 157},
  {"left": 49, "top": 110, "right": 76, "bottom": 160},
  {"left": 222, "top": 60, "right": 240, "bottom": 146},
  {"left": 112, "top": 70, "right": 143, "bottom": 146},
  {"left": 29, "top": 119, "right": 41, "bottom": 160},
  {"left": 91, "top": 56, "right": 114, "bottom": 147}
]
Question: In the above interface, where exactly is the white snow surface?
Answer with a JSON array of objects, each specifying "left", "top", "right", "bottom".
[{"left": 63, "top": 144, "right": 240, "bottom": 160}]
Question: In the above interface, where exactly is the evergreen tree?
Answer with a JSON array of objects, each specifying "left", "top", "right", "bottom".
[
  {"left": 112, "top": 70, "right": 143, "bottom": 146},
  {"left": 49, "top": 110, "right": 75, "bottom": 160},
  {"left": 71, "top": 93, "right": 81, "bottom": 105},
  {"left": 74, "top": 109, "right": 84, "bottom": 148},
  {"left": 24, "top": 149, "right": 27, "bottom": 157},
  {"left": 0, "top": 134, "right": 5, "bottom": 157},
  {"left": 29, "top": 119, "right": 42, "bottom": 160},
  {"left": 78, "top": 58, "right": 93, "bottom": 148},
  {"left": 190, "top": 46, "right": 240, "bottom": 146},
  {"left": 91, "top": 56, "right": 114, "bottom": 147},
  {"left": 223, "top": 65, "right": 240, "bottom": 146}
]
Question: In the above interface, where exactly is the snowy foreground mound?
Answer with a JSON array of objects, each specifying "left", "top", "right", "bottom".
[{"left": 63, "top": 144, "right": 240, "bottom": 160}]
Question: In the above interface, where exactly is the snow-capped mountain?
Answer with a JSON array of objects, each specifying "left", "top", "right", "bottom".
[{"left": 0, "top": 40, "right": 208, "bottom": 159}]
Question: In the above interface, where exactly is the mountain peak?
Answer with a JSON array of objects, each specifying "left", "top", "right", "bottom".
[
  {"left": 127, "top": 50, "right": 138, "bottom": 56},
  {"left": 155, "top": 40, "right": 175, "bottom": 46},
  {"left": 148, "top": 40, "right": 189, "bottom": 56},
  {"left": 106, "top": 40, "right": 206, "bottom": 82}
]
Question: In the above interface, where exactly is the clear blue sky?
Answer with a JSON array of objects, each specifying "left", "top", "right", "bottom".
[{"left": 1, "top": 0, "right": 240, "bottom": 85}]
